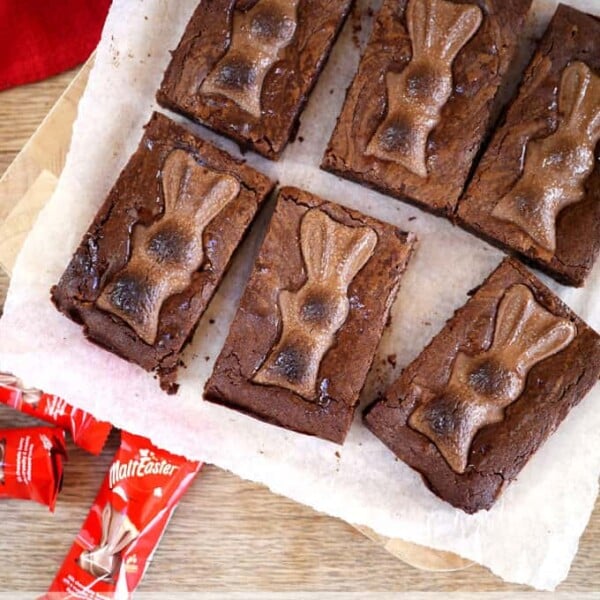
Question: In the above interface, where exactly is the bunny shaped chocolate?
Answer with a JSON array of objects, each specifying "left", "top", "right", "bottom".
[
  {"left": 78, "top": 503, "right": 139, "bottom": 579},
  {"left": 201, "top": 0, "right": 300, "bottom": 118},
  {"left": 366, "top": 0, "right": 482, "bottom": 177},
  {"left": 253, "top": 209, "right": 377, "bottom": 400},
  {"left": 409, "top": 284, "right": 576, "bottom": 473},
  {"left": 492, "top": 61, "right": 600, "bottom": 254},
  {"left": 97, "top": 149, "right": 240, "bottom": 345}
]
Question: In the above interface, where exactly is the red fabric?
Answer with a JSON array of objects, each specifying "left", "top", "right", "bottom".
[{"left": 0, "top": 0, "right": 111, "bottom": 91}]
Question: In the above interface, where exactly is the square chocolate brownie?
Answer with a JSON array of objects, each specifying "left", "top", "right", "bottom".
[
  {"left": 157, "top": 0, "right": 353, "bottom": 160},
  {"left": 204, "top": 186, "right": 416, "bottom": 443},
  {"left": 457, "top": 5, "right": 600, "bottom": 287},
  {"left": 364, "top": 258, "right": 600, "bottom": 513},
  {"left": 322, "top": 0, "right": 532, "bottom": 216},
  {"left": 51, "top": 112, "right": 275, "bottom": 393}
]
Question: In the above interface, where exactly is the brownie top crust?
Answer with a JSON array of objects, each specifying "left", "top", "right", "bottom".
[
  {"left": 205, "top": 186, "right": 416, "bottom": 443},
  {"left": 457, "top": 4, "right": 600, "bottom": 286},
  {"left": 157, "top": 0, "right": 353, "bottom": 159},
  {"left": 364, "top": 258, "right": 600, "bottom": 512},
  {"left": 322, "top": 0, "right": 533, "bottom": 215},
  {"left": 52, "top": 112, "right": 275, "bottom": 392}
]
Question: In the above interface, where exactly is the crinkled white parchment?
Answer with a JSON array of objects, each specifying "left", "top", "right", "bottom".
[{"left": 0, "top": 0, "right": 599, "bottom": 590}]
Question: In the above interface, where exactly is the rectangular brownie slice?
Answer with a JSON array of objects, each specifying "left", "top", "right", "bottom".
[
  {"left": 157, "top": 0, "right": 353, "bottom": 160},
  {"left": 457, "top": 5, "right": 600, "bottom": 287},
  {"left": 204, "top": 186, "right": 416, "bottom": 443},
  {"left": 322, "top": 0, "right": 532, "bottom": 216},
  {"left": 364, "top": 258, "right": 600, "bottom": 513},
  {"left": 51, "top": 112, "right": 275, "bottom": 393}
]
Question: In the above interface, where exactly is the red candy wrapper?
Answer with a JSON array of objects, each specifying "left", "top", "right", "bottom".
[
  {"left": 0, "top": 373, "right": 111, "bottom": 454},
  {"left": 44, "top": 431, "right": 201, "bottom": 599},
  {"left": 0, "top": 427, "right": 66, "bottom": 510}
]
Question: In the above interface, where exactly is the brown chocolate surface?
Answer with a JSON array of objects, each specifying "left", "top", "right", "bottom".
[
  {"left": 322, "top": 0, "right": 532, "bottom": 216},
  {"left": 364, "top": 258, "right": 600, "bottom": 513},
  {"left": 457, "top": 5, "right": 600, "bottom": 287},
  {"left": 51, "top": 112, "right": 275, "bottom": 393},
  {"left": 204, "top": 187, "right": 416, "bottom": 444},
  {"left": 157, "top": 0, "right": 353, "bottom": 160}
]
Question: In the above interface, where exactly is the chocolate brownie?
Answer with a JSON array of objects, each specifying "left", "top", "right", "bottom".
[
  {"left": 204, "top": 187, "right": 416, "bottom": 443},
  {"left": 364, "top": 258, "right": 600, "bottom": 513},
  {"left": 322, "top": 0, "right": 532, "bottom": 216},
  {"left": 157, "top": 0, "right": 353, "bottom": 160},
  {"left": 457, "top": 5, "right": 600, "bottom": 287},
  {"left": 51, "top": 112, "right": 275, "bottom": 393}
]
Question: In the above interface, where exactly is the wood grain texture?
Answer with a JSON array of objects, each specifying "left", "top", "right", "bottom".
[{"left": 0, "top": 69, "right": 598, "bottom": 594}]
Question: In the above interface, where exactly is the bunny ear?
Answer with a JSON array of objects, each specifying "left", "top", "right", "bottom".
[
  {"left": 406, "top": 0, "right": 429, "bottom": 58},
  {"left": 337, "top": 226, "right": 378, "bottom": 284},
  {"left": 162, "top": 149, "right": 194, "bottom": 213},
  {"left": 99, "top": 502, "right": 113, "bottom": 547},
  {"left": 407, "top": 0, "right": 481, "bottom": 62},
  {"left": 300, "top": 209, "right": 377, "bottom": 285},
  {"left": 193, "top": 173, "right": 240, "bottom": 231},
  {"left": 491, "top": 284, "right": 576, "bottom": 373},
  {"left": 438, "top": 3, "right": 482, "bottom": 62},
  {"left": 520, "top": 318, "right": 576, "bottom": 370},
  {"left": 104, "top": 508, "right": 139, "bottom": 555},
  {"left": 491, "top": 284, "right": 535, "bottom": 349},
  {"left": 559, "top": 61, "right": 600, "bottom": 137},
  {"left": 163, "top": 149, "right": 239, "bottom": 227},
  {"left": 300, "top": 209, "right": 336, "bottom": 282},
  {"left": 559, "top": 62, "right": 591, "bottom": 124}
]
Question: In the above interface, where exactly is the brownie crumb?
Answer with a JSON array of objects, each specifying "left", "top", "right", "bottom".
[
  {"left": 335, "top": 451, "right": 341, "bottom": 459},
  {"left": 408, "top": 216, "right": 416, "bottom": 222},
  {"left": 298, "top": 136, "right": 305, "bottom": 143},
  {"left": 205, "top": 356, "right": 210, "bottom": 362},
  {"left": 209, "top": 318, "right": 215, "bottom": 324},
  {"left": 329, "top": 88, "right": 334, "bottom": 95},
  {"left": 387, "top": 354, "right": 397, "bottom": 368}
]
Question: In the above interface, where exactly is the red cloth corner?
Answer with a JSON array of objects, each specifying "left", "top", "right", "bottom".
[{"left": 0, "top": 0, "right": 111, "bottom": 92}]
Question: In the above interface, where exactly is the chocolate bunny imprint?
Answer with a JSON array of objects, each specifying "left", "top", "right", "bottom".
[
  {"left": 492, "top": 61, "right": 600, "bottom": 254},
  {"left": 409, "top": 284, "right": 576, "bottom": 473},
  {"left": 97, "top": 149, "right": 240, "bottom": 345},
  {"left": 366, "top": 0, "right": 482, "bottom": 177},
  {"left": 202, "top": 0, "right": 300, "bottom": 117},
  {"left": 253, "top": 209, "right": 377, "bottom": 400},
  {"left": 78, "top": 503, "right": 139, "bottom": 579}
]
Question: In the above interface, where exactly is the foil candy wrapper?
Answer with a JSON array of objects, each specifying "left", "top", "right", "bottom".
[
  {"left": 44, "top": 431, "right": 201, "bottom": 599},
  {"left": 0, "top": 427, "right": 66, "bottom": 510},
  {"left": 0, "top": 372, "right": 111, "bottom": 454}
]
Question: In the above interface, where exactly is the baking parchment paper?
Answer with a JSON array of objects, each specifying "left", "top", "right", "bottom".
[{"left": 1, "top": 0, "right": 599, "bottom": 590}]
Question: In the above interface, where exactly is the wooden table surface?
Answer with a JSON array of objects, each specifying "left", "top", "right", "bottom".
[{"left": 0, "top": 69, "right": 598, "bottom": 595}]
